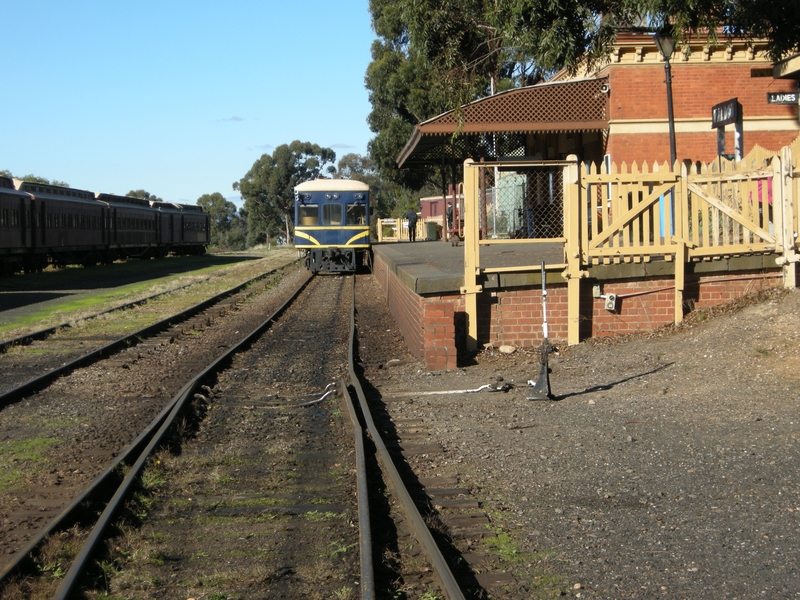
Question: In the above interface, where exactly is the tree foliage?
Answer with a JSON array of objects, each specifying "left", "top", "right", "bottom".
[
  {"left": 366, "top": 0, "right": 800, "bottom": 189},
  {"left": 235, "top": 141, "right": 336, "bottom": 245},
  {"left": 1, "top": 170, "right": 70, "bottom": 187},
  {"left": 365, "top": 0, "right": 461, "bottom": 191},
  {"left": 337, "top": 152, "right": 397, "bottom": 218},
  {"left": 127, "top": 189, "right": 164, "bottom": 202},
  {"left": 386, "top": 0, "right": 799, "bottom": 93},
  {"left": 197, "top": 192, "right": 244, "bottom": 250}
]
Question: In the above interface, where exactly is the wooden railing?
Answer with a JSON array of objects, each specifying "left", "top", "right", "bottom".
[
  {"left": 375, "top": 217, "right": 441, "bottom": 242},
  {"left": 582, "top": 158, "right": 782, "bottom": 263},
  {"left": 461, "top": 138, "right": 799, "bottom": 348},
  {"left": 684, "top": 162, "right": 777, "bottom": 258},
  {"left": 582, "top": 161, "right": 680, "bottom": 264}
]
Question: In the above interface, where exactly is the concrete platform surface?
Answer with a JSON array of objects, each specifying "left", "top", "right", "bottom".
[{"left": 373, "top": 239, "right": 564, "bottom": 294}]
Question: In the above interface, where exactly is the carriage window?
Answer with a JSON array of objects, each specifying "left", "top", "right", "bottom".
[
  {"left": 346, "top": 204, "right": 366, "bottom": 225},
  {"left": 322, "top": 203, "right": 342, "bottom": 225},
  {"left": 299, "top": 204, "right": 318, "bottom": 226}
]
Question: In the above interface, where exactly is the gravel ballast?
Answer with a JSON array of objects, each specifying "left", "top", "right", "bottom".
[{"left": 358, "top": 275, "right": 800, "bottom": 598}]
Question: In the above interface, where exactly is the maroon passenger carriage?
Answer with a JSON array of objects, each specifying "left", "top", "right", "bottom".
[
  {"left": 0, "top": 177, "right": 34, "bottom": 272},
  {"left": 148, "top": 200, "right": 210, "bottom": 255},
  {"left": 96, "top": 194, "right": 210, "bottom": 259},
  {"left": 0, "top": 177, "right": 210, "bottom": 274}
]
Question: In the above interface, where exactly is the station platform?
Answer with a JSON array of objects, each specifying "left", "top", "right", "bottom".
[
  {"left": 372, "top": 239, "right": 564, "bottom": 295},
  {"left": 371, "top": 238, "right": 782, "bottom": 371},
  {"left": 371, "top": 239, "right": 565, "bottom": 371}
]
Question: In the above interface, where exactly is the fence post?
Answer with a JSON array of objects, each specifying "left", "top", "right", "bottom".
[
  {"left": 674, "top": 162, "right": 688, "bottom": 324},
  {"left": 461, "top": 160, "right": 482, "bottom": 351},
  {"left": 778, "top": 148, "right": 798, "bottom": 288},
  {"left": 563, "top": 155, "right": 584, "bottom": 345}
]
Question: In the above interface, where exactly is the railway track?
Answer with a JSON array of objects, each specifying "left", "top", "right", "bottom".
[
  {"left": 0, "top": 274, "right": 476, "bottom": 599},
  {"left": 0, "top": 263, "right": 311, "bottom": 558},
  {"left": 0, "top": 260, "right": 300, "bottom": 404}
]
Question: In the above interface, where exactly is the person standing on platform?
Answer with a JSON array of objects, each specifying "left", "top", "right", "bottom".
[
  {"left": 406, "top": 209, "right": 418, "bottom": 242},
  {"left": 446, "top": 202, "right": 453, "bottom": 236}
]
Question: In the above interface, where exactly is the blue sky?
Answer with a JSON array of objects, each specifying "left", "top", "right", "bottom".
[{"left": 3, "top": 1, "right": 376, "bottom": 206}]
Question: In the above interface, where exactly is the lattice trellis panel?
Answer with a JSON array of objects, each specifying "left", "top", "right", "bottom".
[
  {"left": 400, "top": 78, "right": 610, "bottom": 168},
  {"left": 430, "top": 78, "right": 608, "bottom": 126},
  {"left": 403, "top": 132, "right": 527, "bottom": 168},
  {"left": 475, "top": 166, "right": 565, "bottom": 239}
]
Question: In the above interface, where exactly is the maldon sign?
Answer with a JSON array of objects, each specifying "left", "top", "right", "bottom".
[
  {"left": 711, "top": 98, "right": 743, "bottom": 160},
  {"left": 711, "top": 98, "right": 740, "bottom": 128}
]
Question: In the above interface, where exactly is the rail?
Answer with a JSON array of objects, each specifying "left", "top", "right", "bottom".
[
  {"left": 0, "top": 263, "right": 297, "bottom": 407},
  {"left": 348, "top": 279, "right": 465, "bottom": 600},
  {"left": 0, "top": 273, "right": 313, "bottom": 595}
]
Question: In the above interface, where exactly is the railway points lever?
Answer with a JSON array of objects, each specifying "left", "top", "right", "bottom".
[{"left": 527, "top": 261, "right": 555, "bottom": 400}]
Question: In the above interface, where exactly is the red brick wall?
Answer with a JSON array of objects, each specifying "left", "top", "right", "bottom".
[
  {"left": 589, "top": 272, "right": 781, "bottom": 337},
  {"left": 478, "top": 272, "right": 781, "bottom": 347},
  {"left": 375, "top": 252, "right": 782, "bottom": 368},
  {"left": 423, "top": 299, "right": 459, "bottom": 370},
  {"left": 586, "top": 278, "right": 676, "bottom": 337},
  {"left": 607, "top": 63, "right": 799, "bottom": 165},
  {"left": 609, "top": 64, "right": 797, "bottom": 122},
  {"left": 608, "top": 131, "right": 800, "bottom": 166},
  {"left": 690, "top": 273, "right": 782, "bottom": 307},
  {"left": 373, "top": 252, "right": 460, "bottom": 370},
  {"left": 373, "top": 254, "right": 423, "bottom": 357},
  {"left": 478, "top": 286, "right": 570, "bottom": 347}
]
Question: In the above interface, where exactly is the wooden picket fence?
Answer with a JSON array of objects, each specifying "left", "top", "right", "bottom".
[
  {"left": 582, "top": 156, "right": 784, "bottom": 264},
  {"left": 460, "top": 136, "right": 800, "bottom": 348}
]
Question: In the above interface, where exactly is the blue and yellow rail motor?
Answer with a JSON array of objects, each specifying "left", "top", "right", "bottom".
[{"left": 294, "top": 179, "right": 370, "bottom": 273}]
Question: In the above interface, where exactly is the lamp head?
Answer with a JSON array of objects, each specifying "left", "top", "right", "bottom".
[{"left": 654, "top": 31, "right": 675, "bottom": 60}]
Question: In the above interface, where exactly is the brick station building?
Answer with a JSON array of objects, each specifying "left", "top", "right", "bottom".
[
  {"left": 399, "top": 31, "right": 799, "bottom": 173},
  {"left": 388, "top": 33, "right": 799, "bottom": 370},
  {"left": 589, "top": 32, "right": 799, "bottom": 165}
]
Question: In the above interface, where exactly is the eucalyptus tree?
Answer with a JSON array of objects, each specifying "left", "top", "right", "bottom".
[
  {"left": 336, "top": 152, "right": 398, "bottom": 219},
  {"left": 234, "top": 141, "right": 336, "bottom": 246},
  {"left": 365, "top": 0, "right": 541, "bottom": 193},
  {"left": 127, "top": 189, "right": 164, "bottom": 202},
  {"left": 366, "top": 0, "right": 800, "bottom": 187},
  {"left": 1, "top": 171, "right": 70, "bottom": 187},
  {"left": 197, "top": 192, "right": 240, "bottom": 249},
  {"left": 365, "top": 0, "right": 460, "bottom": 192}
]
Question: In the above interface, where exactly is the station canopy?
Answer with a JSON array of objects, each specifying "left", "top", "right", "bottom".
[
  {"left": 397, "top": 77, "right": 610, "bottom": 168},
  {"left": 774, "top": 53, "right": 800, "bottom": 79}
]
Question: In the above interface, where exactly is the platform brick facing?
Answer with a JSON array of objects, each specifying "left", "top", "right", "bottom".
[
  {"left": 375, "top": 253, "right": 783, "bottom": 369},
  {"left": 373, "top": 253, "right": 459, "bottom": 371}
]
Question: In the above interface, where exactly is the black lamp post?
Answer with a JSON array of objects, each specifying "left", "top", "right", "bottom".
[{"left": 654, "top": 30, "right": 677, "bottom": 167}]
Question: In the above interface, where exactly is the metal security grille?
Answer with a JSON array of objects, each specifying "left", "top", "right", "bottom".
[{"left": 476, "top": 166, "right": 565, "bottom": 239}]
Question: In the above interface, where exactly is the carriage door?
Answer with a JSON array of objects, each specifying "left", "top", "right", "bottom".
[
  {"left": 20, "top": 198, "right": 27, "bottom": 247},
  {"left": 39, "top": 201, "right": 46, "bottom": 246}
]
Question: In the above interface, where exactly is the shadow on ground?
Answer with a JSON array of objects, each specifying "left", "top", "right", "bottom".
[{"left": 0, "top": 254, "right": 261, "bottom": 294}]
